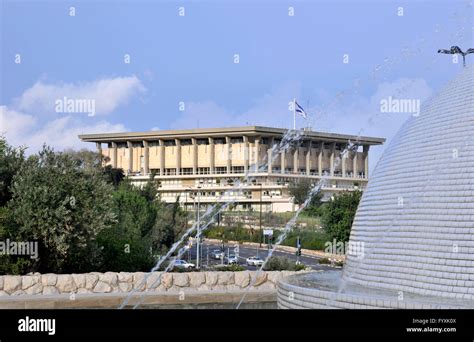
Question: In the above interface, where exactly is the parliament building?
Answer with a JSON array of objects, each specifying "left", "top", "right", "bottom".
[{"left": 79, "top": 126, "right": 384, "bottom": 212}]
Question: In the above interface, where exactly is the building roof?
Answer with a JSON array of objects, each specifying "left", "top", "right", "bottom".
[{"left": 79, "top": 126, "right": 385, "bottom": 145}]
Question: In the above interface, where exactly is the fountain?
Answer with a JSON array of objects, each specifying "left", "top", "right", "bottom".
[
  {"left": 278, "top": 64, "right": 474, "bottom": 309},
  {"left": 119, "top": 129, "right": 305, "bottom": 308}
]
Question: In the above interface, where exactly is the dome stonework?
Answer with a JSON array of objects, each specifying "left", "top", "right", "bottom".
[
  {"left": 344, "top": 65, "right": 474, "bottom": 299},
  {"left": 277, "top": 65, "right": 474, "bottom": 309}
]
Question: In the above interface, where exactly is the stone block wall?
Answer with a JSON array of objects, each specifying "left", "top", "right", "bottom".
[{"left": 0, "top": 271, "right": 303, "bottom": 296}]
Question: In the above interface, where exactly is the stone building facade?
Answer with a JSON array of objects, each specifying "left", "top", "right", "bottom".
[{"left": 79, "top": 126, "right": 384, "bottom": 212}]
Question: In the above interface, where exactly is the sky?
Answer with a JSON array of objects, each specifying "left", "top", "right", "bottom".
[{"left": 0, "top": 0, "right": 472, "bottom": 170}]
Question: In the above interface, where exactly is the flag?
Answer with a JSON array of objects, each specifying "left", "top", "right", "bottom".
[{"left": 295, "top": 101, "right": 308, "bottom": 118}]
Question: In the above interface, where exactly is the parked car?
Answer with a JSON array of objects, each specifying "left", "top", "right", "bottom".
[
  {"left": 210, "top": 249, "right": 225, "bottom": 260},
  {"left": 225, "top": 255, "right": 239, "bottom": 265},
  {"left": 173, "top": 259, "right": 195, "bottom": 269},
  {"left": 246, "top": 256, "right": 264, "bottom": 267}
]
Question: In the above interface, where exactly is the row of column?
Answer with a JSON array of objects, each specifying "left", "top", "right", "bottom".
[
  {"left": 268, "top": 141, "right": 369, "bottom": 178},
  {"left": 101, "top": 137, "right": 370, "bottom": 178}
]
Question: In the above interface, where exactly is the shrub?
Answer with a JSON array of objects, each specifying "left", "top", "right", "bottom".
[
  {"left": 318, "top": 257, "right": 331, "bottom": 264},
  {"left": 263, "top": 256, "right": 305, "bottom": 271},
  {"left": 204, "top": 226, "right": 328, "bottom": 251},
  {"left": 281, "top": 229, "right": 329, "bottom": 250},
  {"left": 215, "top": 264, "right": 246, "bottom": 272},
  {"left": 294, "top": 263, "right": 306, "bottom": 271}
]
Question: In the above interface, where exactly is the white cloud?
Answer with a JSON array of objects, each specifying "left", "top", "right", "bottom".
[
  {"left": 0, "top": 106, "right": 126, "bottom": 153},
  {"left": 1, "top": 76, "right": 144, "bottom": 153},
  {"left": 0, "top": 106, "right": 37, "bottom": 144},
  {"left": 13, "top": 76, "right": 146, "bottom": 117}
]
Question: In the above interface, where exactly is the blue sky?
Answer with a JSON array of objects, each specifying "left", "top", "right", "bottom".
[{"left": 0, "top": 0, "right": 472, "bottom": 169}]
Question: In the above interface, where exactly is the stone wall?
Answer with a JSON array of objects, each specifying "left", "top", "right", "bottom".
[{"left": 0, "top": 271, "right": 303, "bottom": 296}]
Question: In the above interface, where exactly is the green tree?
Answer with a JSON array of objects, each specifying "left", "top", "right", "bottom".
[
  {"left": 0, "top": 137, "right": 25, "bottom": 206},
  {"left": 9, "top": 146, "right": 116, "bottom": 273},
  {"left": 103, "top": 165, "right": 125, "bottom": 188},
  {"left": 97, "top": 177, "right": 187, "bottom": 271},
  {"left": 0, "top": 206, "right": 34, "bottom": 274},
  {"left": 288, "top": 178, "right": 323, "bottom": 212},
  {"left": 97, "top": 182, "right": 157, "bottom": 271},
  {"left": 63, "top": 148, "right": 102, "bottom": 170},
  {"left": 150, "top": 198, "right": 187, "bottom": 254},
  {"left": 64, "top": 148, "right": 125, "bottom": 187},
  {"left": 321, "top": 191, "right": 362, "bottom": 243}
]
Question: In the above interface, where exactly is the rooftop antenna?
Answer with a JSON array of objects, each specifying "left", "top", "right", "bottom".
[{"left": 438, "top": 46, "right": 474, "bottom": 67}]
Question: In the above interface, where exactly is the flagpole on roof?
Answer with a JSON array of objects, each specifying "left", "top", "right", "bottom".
[{"left": 293, "top": 98, "right": 296, "bottom": 130}]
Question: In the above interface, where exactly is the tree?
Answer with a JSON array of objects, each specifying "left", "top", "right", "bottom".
[
  {"left": 63, "top": 148, "right": 102, "bottom": 170},
  {"left": 97, "top": 182, "right": 157, "bottom": 272},
  {"left": 64, "top": 149, "right": 125, "bottom": 187},
  {"left": 321, "top": 191, "right": 362, "bottom": 243},
  {"left": 97, "top": 177, "right": 187, "bottom": 271},
  {"left": 0, "top": 137, "right": 25, "bottom": 206},
  {"left": 0, "top": 138, "right": 30, "bottom": 274},
  {"left": 103, "top": 165, "right": 125, "bottom": 188},
  {"left": 9, "top": 146, "right": 116, "bottom": 273},
  {"left": 0, "top": 206, "right": 34, "bottom": 275},
  {"left": 288, "top": 178, "right": 323, "bottom": 211},
  {"left": 150, "top": 198, "right": 187, "bottom": 254}
]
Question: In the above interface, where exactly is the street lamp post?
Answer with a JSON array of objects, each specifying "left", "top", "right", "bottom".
[
  {"left": 184, "top": 190, "right": 188, "bottom": 231},
  {"left": 196, "top": 186, "right": 201, "bottom": 269},
  {"left": 259, "top": 183, "right": 263, "bottom": 248}
]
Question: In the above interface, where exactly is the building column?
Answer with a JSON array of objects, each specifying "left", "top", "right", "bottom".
[
  {"left": 267, "top": 137, "right": 274, "bottom": 173},
  {"left": 293, "top": 148, "right": 299, "bottom": 174},
  {"left": 306, "top": 140, "right": 312, "bottom": 176},
  {"left": 96, "top": 142, "right": 102, "bottom": 166},
  {"left": 175, "top": 139, "right": 181, "bottom": 175},
  {"left": 127, "top": 141, "right": 133, "bottom": 174},
  {"left": 143, "top": 140, "right": 149, "bottom": 175},
  {"left": 225, "top": 136, "right": 231, "bottom": 174},
  {"left": 111, "top": 142, "right": 117, "bottom": 168},
  {"left": 281, "top": 148, "right": 286, "bottom": 174},
  {"left": 208, "top": 137, "right": 215, "bottom": 174},
  {"left": 341, "top": 143, "right": 347, "bottom": 177},
  {"left": 353, "top": 149, "right": 358, "bottom": 178},
  {"left": 254, "top": 136, "right": 261, "bottom": 172},
  {"left": 318, "top": 142, "right": 323, "bottom": 176},
  {"left": 191, "top": 138, "right": 198, "bottom": 175},
  {"left": 159, "top": 139, "right": 165, "bottom": 176},
  {"left": 330, "top": 143, "right": 336, "bottom": 177},
  {"left": 243, "top": 135, "right": 249, "bottom": 173},
  {"left": 363, "top": 145, "right": 370, "bottom": 178}
]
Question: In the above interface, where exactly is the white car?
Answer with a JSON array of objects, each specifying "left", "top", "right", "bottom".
[
  {"left": 210, "top": 249, "right": 225, "bottom": 260},
  {"left": 226, "top": 255, "right": 239, "bottom": 265},
  {"left": 246, "top": 256, "right": 264, "bottom": 267},
  {"left": 173, "top": 259, "right": 195, "bottom": 269}
]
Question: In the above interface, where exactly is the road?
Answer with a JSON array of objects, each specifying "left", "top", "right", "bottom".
[{"left": 182, "top": 240, "right": 334, "bottom": 271}]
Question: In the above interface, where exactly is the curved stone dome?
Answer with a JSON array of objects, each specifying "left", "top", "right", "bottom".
[{"left": 343, "top": 65, "right": 474, "bottom": 300}]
